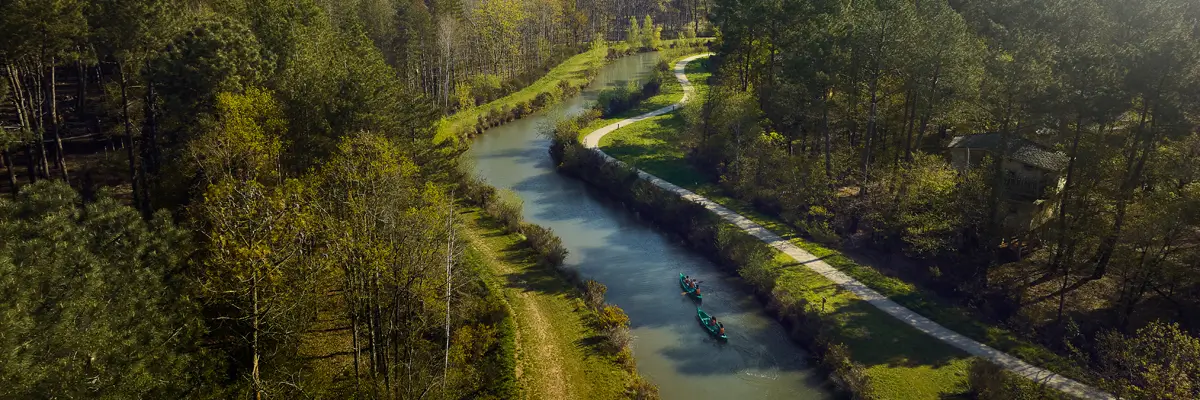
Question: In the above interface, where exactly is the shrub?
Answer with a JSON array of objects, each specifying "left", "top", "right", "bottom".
[
  {"left": 628, "top": 376, "right": 660, "bottom": 400},
  {"left": 486, "top": 107, "right": 503, "bottom": 127},
  {"left": 470, "top": 74, "right": 502, "bottom": 104},
  {"left": 512, "top": 101, "right": 531, "bottom": 119},
  {"left": 580, "top": 107, "right": 602, "bottom": 124},
  {"left": 616, "top": 347, "right": 637, "bottom": 371},
  {"left": 597, "top": 82, "right": 640, "bottom": 116},
  {"left": 532, "top": 91, "right": 556, "bottom": 108},
  {"left": 521, "top": 223, "right": 568, "bottom": 268},
  {"left": 500, "top": 105, "right": 514, "bottom": 122},
  {"left": 557, "top": 81, "right": 576, "bottom": 98},
  {"left": 597, "top": 304, "right": 630, "bottom": 329},
  {"left": 584, "top": 280, "right": 607, "bottom": 307},
  {"left": 655, "top": 59, "right": 670, "bottom": 72},
  {"left": 461, "top": 176, "right": 498, "bottom": 206},
  {"left": 603, "top": 324, "right": 633, "bottom": 352},
  {"left": 484, "top": 190, "right": 523, "bottom": 233},
  {"left": 641, "top": 74, "right": 663, "bottom": 98}
]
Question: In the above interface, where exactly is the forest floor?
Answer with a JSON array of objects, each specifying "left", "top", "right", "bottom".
[
  {"left": 461, "top": 209, "right": 631, "bottom": 400},
  {"left": 587, "top": 55, "right": 1106, "bottom": 399}
]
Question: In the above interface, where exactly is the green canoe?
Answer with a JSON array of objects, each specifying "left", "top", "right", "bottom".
[
  {"left": 679, "top": 273, "right": 702, "bottom": 299},
  {"left": 697, "top": 307, "right": 728, "bottom": 340}
]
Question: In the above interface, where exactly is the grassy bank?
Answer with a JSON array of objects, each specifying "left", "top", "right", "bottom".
[
  {"left": 462, "top": 209, "right": 631, "bottom": 399},
  {"left": 568, "top": 53, "right": 707, "bottom": 145},
  {"left": 436, "top": 45, "right": 609, "bottom": 143},
  {"left": 551, "top": 56, "right": 1089, "bottom": 399},
  {"left": 436, "top": 39, "right": 712, "bottom": 144}
]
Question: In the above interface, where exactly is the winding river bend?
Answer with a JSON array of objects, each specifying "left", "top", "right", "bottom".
[{"left": 467, "top": 52, "right": 834, "bottom": 400}]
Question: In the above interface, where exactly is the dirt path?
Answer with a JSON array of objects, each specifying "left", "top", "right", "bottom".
[
  {"left": 583, "top": 54, "right": 1114, "bottom": 400},
  {"left": 464, "top": 227, "right": 571, "bottom": 400}
]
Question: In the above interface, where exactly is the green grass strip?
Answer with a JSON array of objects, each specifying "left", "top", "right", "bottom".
[
  {"left": 436, "top": 46, "right": 609, "bottom": 143},
  {"left": 463, "top": 209, "right": 631, "bottom": 400}
]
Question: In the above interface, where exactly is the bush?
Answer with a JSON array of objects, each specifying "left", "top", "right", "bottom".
[
  {"left": 596, "top": 81, "right": 646, "bottom": 116},
  {"left": 641, "top": 74, "right": 662, "bottom": 97},
  {"left": 471, "top": 74, "right": 502, "bottom": 105},
  {"left": 484, "top": 190, "right": 523, "bottom": 233},
  {"left": 584, "top": 280, "right": 607, "bottom": 307},
  {"left": 655, "top": 59, "right": 671, "bottom": 72},
  {"left": 486, "top": 107, "right": 503, "bottom": 127},
  {"left": 512, "top": 101, "right": 532, "bottom": 119},
  {"left": 520, "top": 223, "right": 568, "bottom": 268},
  {"left": 461, "top": 176, "right": 498, "bottom": 206},
  {"left": 559, "top": 79, "right": 581, "bottom": 97},
  {"left": 500, "top": 105, "right": 514, "bottom": 122},
  {"left": 597, "top": 304, "right": 630, "bottom": 329},
  {"left": 532, "top": 90, "right": 556, "bottom": 108},
  {"left": 627, "top": 376, "right": 660, "bottom": 400},
  {"left": 603, "top": 324, "right": 633, "bottom": 352},
  {"left": 616, "top": 347, "right": 637, "bottom": 371}
]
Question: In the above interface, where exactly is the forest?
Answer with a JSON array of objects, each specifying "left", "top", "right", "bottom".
[
  {"left": 0, "top": 0, "right": 703, "bottom": 398},
  {"left": 689, "top": 0, "right": 1200, "bottom": 396}
]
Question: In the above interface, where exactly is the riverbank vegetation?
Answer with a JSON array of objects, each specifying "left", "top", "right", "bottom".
[
  {"left": 0, "top": 0, "right": 708, "bottom": 397},
  {"left": 459, "top": 177, "right": 657, "bottom": 399},
  {"left": 437, "top": 35, "right": 711, "bottom": 143},
  {"left": 437, "top": 41, "right": 608, "bottom": 142}
]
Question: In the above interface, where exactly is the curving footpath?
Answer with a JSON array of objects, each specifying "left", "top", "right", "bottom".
[{"left": 582, "top": 53, "right": 1113, "bottom": 400}]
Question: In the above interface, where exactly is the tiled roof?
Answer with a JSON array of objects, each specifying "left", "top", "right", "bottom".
[{"left": 947, "top": 133, "right": 1068, "bottom": 171}]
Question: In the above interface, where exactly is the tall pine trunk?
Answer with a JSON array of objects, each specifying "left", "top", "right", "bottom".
[
  {"left": 118, "top": 66, "right": 141, "bottom": 209},
  {"left": 46, "top": 57, "right": 68, "bottom": 183}
]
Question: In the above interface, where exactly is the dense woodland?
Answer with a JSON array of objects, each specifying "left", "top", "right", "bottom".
[
  {"left": 342, "top": 0, "right": 711, "bottom": 112},
  {"left": 0, "top": 0, "right": 703, "bottom": 398},
  {"left": 698, "top": 0, "right": 1200, "bottom": 396}
]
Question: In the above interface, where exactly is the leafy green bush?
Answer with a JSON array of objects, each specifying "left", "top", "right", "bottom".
[
  {"left": 532, "top": 90, "right": 556, "bottom": 108},
  {"left": 484, "top": 190, "right": 524, "bottom": 233},
  {"left": 470, "top": 74, "right": 502, "bottom": 104},
  {"left": 521, "top": 223, "right": 568, "bottom": 268},
  {"left": 597, "top": 305, "right": 631, "bottom": 329},
  {"left": 597, "top": 83, "right": 638, "bottom": 116}
]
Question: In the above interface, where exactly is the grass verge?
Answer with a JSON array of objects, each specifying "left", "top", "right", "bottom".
[
  {"left": 592, "top": 57, "right": 1093, "bottom": 398},
  {"left": 462, "top": 209, "right": 631, "bottom": 399},
  {"left": 574, "top": 53, "right": 707, "bottom": 143},
  {"left": 437, "top": 45, "right": 609, "bottom": 143}
]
